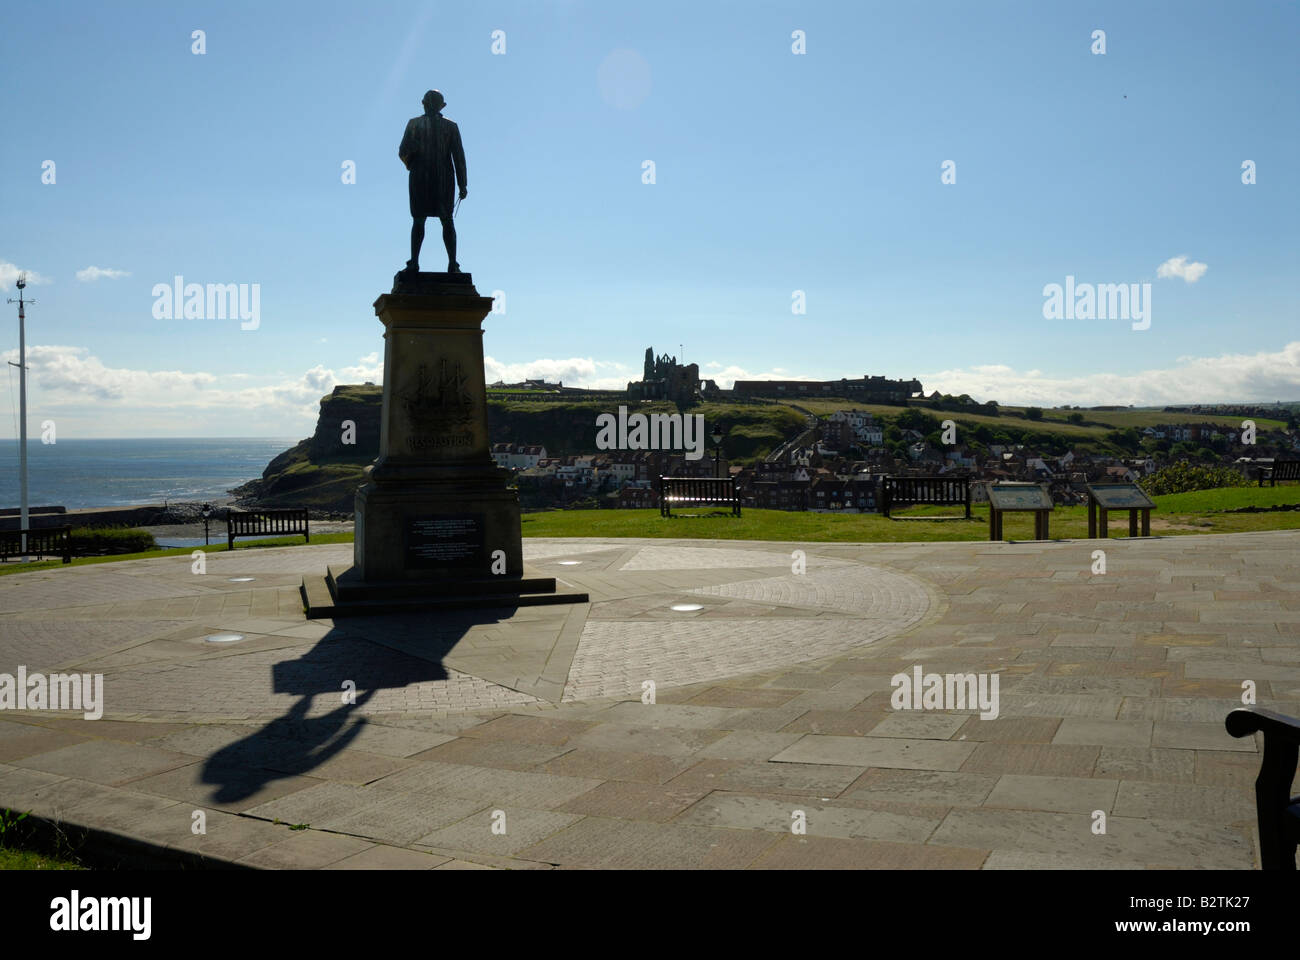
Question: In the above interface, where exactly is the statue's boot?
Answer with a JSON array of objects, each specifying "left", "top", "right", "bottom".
[
  {"left": 447, "top": 261, "right": 461, "bottom": 274},
  {"left": 402, "top": 259, "right": 419, "bottom": 275}
]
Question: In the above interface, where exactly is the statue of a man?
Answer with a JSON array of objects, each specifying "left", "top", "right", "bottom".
[{"left": 399, "top": 89, "right": 468, "bottom": 274}]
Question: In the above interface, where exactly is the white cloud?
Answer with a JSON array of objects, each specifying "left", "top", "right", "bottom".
[
  {"left": 478, "top": 358, "right": 823, "bottom": 392},
  {"left": 696, "top": 365, "right": 819, "bottom": 389},
  {"left": 7, "top": 345, "right": 217, "bottom": 401},
  {"left": 923, "top": 340, "right": 1300, "bottom": 407},
  {"left": 482, "top": 356, "right": 634, "bottom": 390},
  {"left": 0, "top": 345, "right": 375, "bottom": 421},
  {"left": 75, "top": 266, "right": 130, "bottom": 282},
  {"left": 9, "top": 340, "right": 1296, "bottom": 438},
  {"left": 0, "top": 261, "right": 51, "bottom": 290},
  {"left": 342, "top": 352, "right": 381, "bottom": 383},
  {"left": 1156, "top": 255, "right": 1208, "bottom": 283}
]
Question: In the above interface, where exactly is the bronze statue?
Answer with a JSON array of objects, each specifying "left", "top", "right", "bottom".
[{"left": 399, "top": 90, "right": 468, "bottom": 274}]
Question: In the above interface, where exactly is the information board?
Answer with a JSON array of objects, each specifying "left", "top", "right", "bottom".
[
  {"left": 986, "top": 484, "right": 1053, "bottom": 511},
  {"left": 1085, "top": 483, "right": 1155, "bottom": 510}
]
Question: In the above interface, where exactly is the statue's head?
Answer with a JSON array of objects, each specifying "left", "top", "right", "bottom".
[{"left": 422, "top": 89, "right": 446, "bottom": 113}]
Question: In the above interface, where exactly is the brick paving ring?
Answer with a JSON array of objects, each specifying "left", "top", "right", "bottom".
[{"left": 561, "top": 546, "right": 940, "bottom": 701}]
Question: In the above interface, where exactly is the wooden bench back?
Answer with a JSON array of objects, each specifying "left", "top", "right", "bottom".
[
  {"left": 658, "top": 477, "right": 741, "bottom": 517},
  {"left": 660, "top": 477, "right": 737, "bottom": 501},
  {"left": 228, "top": 509, "right": 309, "bottom": 534},
  {"left": 0, "top": 525, "right": 73, "bottom": 563},
  {"left": 881, "top": 476, "right": 972, "bottom": 518},
  {"left": 226, "top": 510, "right": 310, "bottom": 548},
  {"left": 884, "top": 476, "right": 970, "bottom": 505}
]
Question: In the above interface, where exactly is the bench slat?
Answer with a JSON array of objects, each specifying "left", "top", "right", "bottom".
[{"left": 0, "top": 525, "right": 73, "bottom": 564}]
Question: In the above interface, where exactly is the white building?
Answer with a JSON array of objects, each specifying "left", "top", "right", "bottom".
[{"left": 491, "top": 443, "right": 548, "bottom": 470}]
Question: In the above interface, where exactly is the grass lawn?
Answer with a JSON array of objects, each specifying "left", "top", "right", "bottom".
[
  {"left": 0, "top": 489, "right": 1296, "bottom": 577},
  {"left": 521, "top": 495, "right": 1300, "bottom": 542},
  {"left": 0, "top": 531, "right": 354, "bottom": 578}
]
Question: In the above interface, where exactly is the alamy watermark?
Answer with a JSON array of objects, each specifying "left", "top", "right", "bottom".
[
  {"left": 595, "top": 405, "right": 705, "bottom": 460},
  {"left": 0, "top": 667, "right": 104, "bottom": 720},
  {"left": 891, "top": 665, "right": 999, "bottom": 719},
  {"left": 152, "top": 275, "right": 260, "bottom": 330},
  {"left": 1042, "top": 275, "right": 1150, "bottom": 331},
  {"left": 50, "top": 891, "right": 150, "bottom": 940}
]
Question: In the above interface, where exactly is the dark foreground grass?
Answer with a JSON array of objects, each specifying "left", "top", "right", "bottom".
[
  {"left": 0, "top": 810, "right": 86, "bottom": 870},
  {"left": 0, "top": 846, "right": 85, "bottom": 870}
]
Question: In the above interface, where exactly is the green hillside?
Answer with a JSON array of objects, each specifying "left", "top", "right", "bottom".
[
  {"left": 776, "top": 398, "right": 1288, "bottom": 437},
  {"left": 236, "top": 385, "right": 1293, "bottom": 512}
]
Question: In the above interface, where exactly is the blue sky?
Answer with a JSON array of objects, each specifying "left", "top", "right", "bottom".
[{"left": 1, "top": 0, "right": 1297, "bottom": 437}]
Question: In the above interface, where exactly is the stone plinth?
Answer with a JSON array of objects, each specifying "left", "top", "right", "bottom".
[
  {"left": 303, "top": 272, "right": 586, "bottom": 614},
  {"left": 353, "top": 273, "right": 521, "bottom": 582}
]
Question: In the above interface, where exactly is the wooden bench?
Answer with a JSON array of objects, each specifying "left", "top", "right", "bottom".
[
  {"left": 659, "top": 477, "right": 741, "bottom": 517},
  {"left": 1258, "top": 460, "right": 1300, "bottom": 487},
  {"left": 226, "top": 509, "right": 310, "bottom": 549},
  {"left": 1225, "top": 707, "right": 1300, "bottom": 870},
  {"left": 880, "top": 476, "right": 971, "bottom": 519},
  {"left": 0, "top": 525, "right": 72, "bottom": 564}
]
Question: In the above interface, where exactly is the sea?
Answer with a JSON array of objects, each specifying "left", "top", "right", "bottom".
[{"left": 0, "top": 438, "right": 296, "bottom": 510}]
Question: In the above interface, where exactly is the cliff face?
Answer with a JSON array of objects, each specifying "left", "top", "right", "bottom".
[
  {"left": 231, "top": 385, "right": 382, "bottom": 512},
  {"left": 234, "top": 385, "right": 804, "bottom": 512},
  {"left": 307, "top": 384, "right": 382, "bottom": 462}
]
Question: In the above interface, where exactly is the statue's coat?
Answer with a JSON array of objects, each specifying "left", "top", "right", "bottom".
[{"left": 400, "top": 112, "right": 466, "bottom": 219}]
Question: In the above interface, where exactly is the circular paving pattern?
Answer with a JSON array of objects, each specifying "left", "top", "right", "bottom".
[
  {"left": 561, "top": 549, "right": 937, "bottom": 701},
  {"left": 0, "top": 540, "right": 938, "bottom": 719}
]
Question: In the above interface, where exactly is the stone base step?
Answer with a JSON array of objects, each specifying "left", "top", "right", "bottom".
[
  {"left": 326, "top": 564, "right": 561, "bottom": 601},
  {"left": 300, "top": 568, "right": 588, "bottom": 618}
]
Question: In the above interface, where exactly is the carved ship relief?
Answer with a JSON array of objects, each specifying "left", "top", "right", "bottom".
[{"left": 401, "top": 358, "right": 476, "bottom": 434}]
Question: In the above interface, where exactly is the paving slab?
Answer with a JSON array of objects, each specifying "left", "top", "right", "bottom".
[
  {"left": 415, "top": 805, "right": 581, "bottom": 856},
  {"left": 514, "top": 816, "right": 780, "bottom": 869},
  {"left": 983, "top": 774, "right": 1119, "bottom": 814},
  {"left": 237, "top": 829, "right": 376, "bottom": 869},
  {"left": 556, "top": 781, "right": 708, "bottom": 822},
  {"left": 673, "top": 792, "right": 940, "bottom": 844},
  {"left": 845, "top": 768, "right": 999, "bottom": 807},
  {"left": 930, "top": 807, "right": 1254, "bottom": 869},
  {"left": 747, "top": 835, "right": 988, "bottom": 870},
  {"left": 11, "top": 740, "right": 194, "bottom": 786},
  {"left": 771, "top": 734, "right": 976, "bottom": 770},
  {"left": 371, "top": 761, "right": 603, "bottom": 808},
  {"left": 665, "top": 758, "right": 868, "bottom": 796}
]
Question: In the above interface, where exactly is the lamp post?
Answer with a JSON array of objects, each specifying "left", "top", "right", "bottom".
[
  {"left": 6, "top": 275, "right": 34, "bottom": 554},
  {"left": 711, "top": 427, "right": 724, "bottom": 479},
  {"left": 201, "top": 503, "right": 212, "bottom": 547}
]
